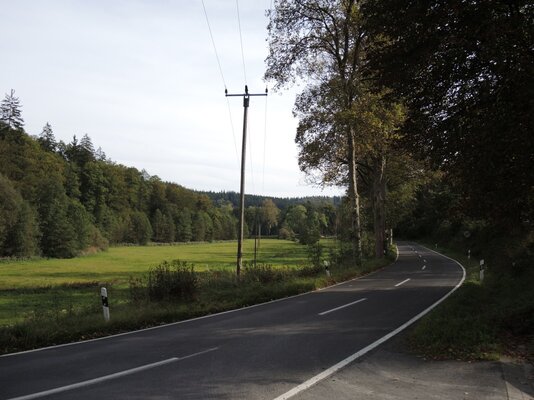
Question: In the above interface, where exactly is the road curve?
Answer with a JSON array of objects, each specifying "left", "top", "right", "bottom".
[{"left": 0, "top": 243, "right": 464, "bottom": 400}]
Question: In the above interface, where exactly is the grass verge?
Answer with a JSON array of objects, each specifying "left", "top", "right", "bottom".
[{"left": 407, "top": 242, "right": 534, "bottom": 361}]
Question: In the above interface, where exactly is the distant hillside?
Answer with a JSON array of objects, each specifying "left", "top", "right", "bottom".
[{"left": 199, "top": 190, "right": 343, "bottom": 210}]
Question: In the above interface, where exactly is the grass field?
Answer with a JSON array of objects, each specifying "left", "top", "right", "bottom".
[
  {"left": 0, "top": 239, "right": 313, "bottom": 326},
  {"left": 0, "top": 238, "right": 395, "bottom": 354},
  {"left": 0, "top": 239, "right": 310, "bottom": 290}
]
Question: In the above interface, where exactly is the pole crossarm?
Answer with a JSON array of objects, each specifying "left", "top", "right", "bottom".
[
  {"left": 225, "top": 85, "right": 268, "bottom": 97},
  {"left": 226, "top": 85, "right": 267, "bottom": 278}
]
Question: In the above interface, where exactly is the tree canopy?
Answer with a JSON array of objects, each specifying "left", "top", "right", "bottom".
[{"left": 364, "top": 0, "right": 534, "bottom": 233}]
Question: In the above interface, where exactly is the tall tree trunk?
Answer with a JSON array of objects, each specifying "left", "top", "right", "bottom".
[
  {"left": 348, "top": 129, "right": 363, "bottom": 266},
  {"left": 372, "top": 155, "right": 387, "bottom": 258}
]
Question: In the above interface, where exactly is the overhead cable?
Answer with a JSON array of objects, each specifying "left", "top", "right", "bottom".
[{"left": 236, "top": 0, "right": 248, "bottom": 85}]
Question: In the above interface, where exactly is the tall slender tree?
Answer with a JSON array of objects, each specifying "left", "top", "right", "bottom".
[
  {"left": 266, "top": 0, "right": 368, "bottom": 264},
  {"left": 266, "top": 0, "right": 404, "bottom": 262},
  {"left": 261, "top": 199, "right": 280, "bottom": 236},
  {"left": 0, "top": 89, "right": 24, "bottom": 131},
  {"left": 38, "top": 122, "right": 56, "bottom": 152}
]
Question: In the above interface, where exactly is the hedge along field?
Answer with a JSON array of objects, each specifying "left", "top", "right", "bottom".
[{"left": 0, "top": 239, "right": 312, "bottom": 326}]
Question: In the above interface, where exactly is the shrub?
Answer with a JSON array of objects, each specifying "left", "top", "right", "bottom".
[
  {"left": 278, "top": 227, "right": 294, "bottom": 240},
  {"left": 242, "top": 263, "right": 287, "bottom": 284},
  {"left": 147, "top": 260, "right": 198, "bottom": 302},
  {"left": 295, "top": 263, "right": 324, "bottom": 277}
]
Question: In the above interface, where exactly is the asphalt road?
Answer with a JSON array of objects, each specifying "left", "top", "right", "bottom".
[{"left": 0, "top": 243, "right": 465, "bottom": 400}]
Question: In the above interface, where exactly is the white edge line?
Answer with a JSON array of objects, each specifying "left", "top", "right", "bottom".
[
  {"left": 1, "top": 245, "right": 400, "bottom": 358},
  {"left": 273, "top": 243, "right": 466, "bottom": 400},
  {"left": 395, "top": 278, "right": 411, "bottom": 287},
  {"left": 318, "top": 298, "right": 367, "bottom": 316},
  {"left": 6, "top": 347, "right": 219, "bottom": 400}
]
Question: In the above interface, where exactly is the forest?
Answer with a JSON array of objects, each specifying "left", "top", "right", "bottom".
[{"left": 0, "top": 97, "right": 355, "bottom": 259}]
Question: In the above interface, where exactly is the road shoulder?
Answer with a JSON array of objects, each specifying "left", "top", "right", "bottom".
[{"left": 292, "top": 333, "right": 533, "bottom": 400}]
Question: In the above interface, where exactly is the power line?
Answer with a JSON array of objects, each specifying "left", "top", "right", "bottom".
[
  {"left": 247, "top": 116, "right": 256, "bottom": 194},
  {"left": 201, "top": 0, "right": 239, "bottom": 165},
  {"left": 225, "top": 98, "right": 240, "bottom": 166},
  {"left": 201, "top": 0, "right": 227, "bottom": 89},
  {"left": 235, "top": 0, "right": 248, "bottom": 85}
]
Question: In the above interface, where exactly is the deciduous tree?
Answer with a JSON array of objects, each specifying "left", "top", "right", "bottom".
[
  {"left": 267, "top": 1, "right": 406, "bottom": 261},
  {"left": 261, "top": 199, "right": 280, "bottom": 236},
  {"left": 364, "top": 0, "right": 534, "bottom": 233},
  {"left": 267, "top": 0, "right": 370, "bottom": 264}
]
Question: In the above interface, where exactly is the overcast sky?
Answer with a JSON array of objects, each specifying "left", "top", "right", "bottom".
[{"left": 1, "top": 0, "right": 344, "bottom": 198}]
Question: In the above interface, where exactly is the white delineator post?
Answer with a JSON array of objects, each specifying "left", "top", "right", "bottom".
[
  {"left": 479, "top": 259, "right": 485, "bottom": 282},
  {"left": 324, "top": 261, "right": 331, "bottom": 277},
  {"left": 101, "top": 287, "right": 110, "bottom": 321}
]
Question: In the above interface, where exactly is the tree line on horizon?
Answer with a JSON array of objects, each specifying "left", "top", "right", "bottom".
[{"left": 0, "top": 96, "right": 351, "bottom": 259}]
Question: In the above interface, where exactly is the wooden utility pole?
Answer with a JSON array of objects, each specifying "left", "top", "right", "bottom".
[{"left": 226, "top": 86, "right": 267, "bottom": 277}]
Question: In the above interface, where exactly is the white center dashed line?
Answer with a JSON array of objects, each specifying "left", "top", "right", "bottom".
[
  {"left": 395, "top": 278, "right": 411, "bottom": 287},
  {"left": 318, "top": 298, "right": 367, "bottom": 316}
]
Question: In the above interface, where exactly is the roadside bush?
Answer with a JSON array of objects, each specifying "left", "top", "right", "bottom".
[
  {"left": 198, "top": 269, "right": 236, "bottom": 290},
  {"left": 295, "top": 263, "right": 324, "bottom": 277},
  {"left": 147, "top": 260, "right": 198, "bottom": 302},
  {"left": 242, "top": 263, "right": 287, "bottom": 284}
]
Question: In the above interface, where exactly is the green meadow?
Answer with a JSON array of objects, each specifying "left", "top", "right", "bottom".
[
  {"left": 0, "top": 239, "right": 310, "bottom": 326},
  {"left": 0, "top": 239, "right": 309, "bottom": 289}
]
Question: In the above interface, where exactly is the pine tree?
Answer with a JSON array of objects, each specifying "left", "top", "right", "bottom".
[
  {"left": 79, "top": 134, "right": 95, "bottom": 164},
  {"left": 95, "top": 146, "right": 107, "bottom": 161},
  {"left": 38, "top": 122, "right": 57, "bottom": 152},
  {"left": 0, "top": 89, "right": 24, "bottom": 130}
]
